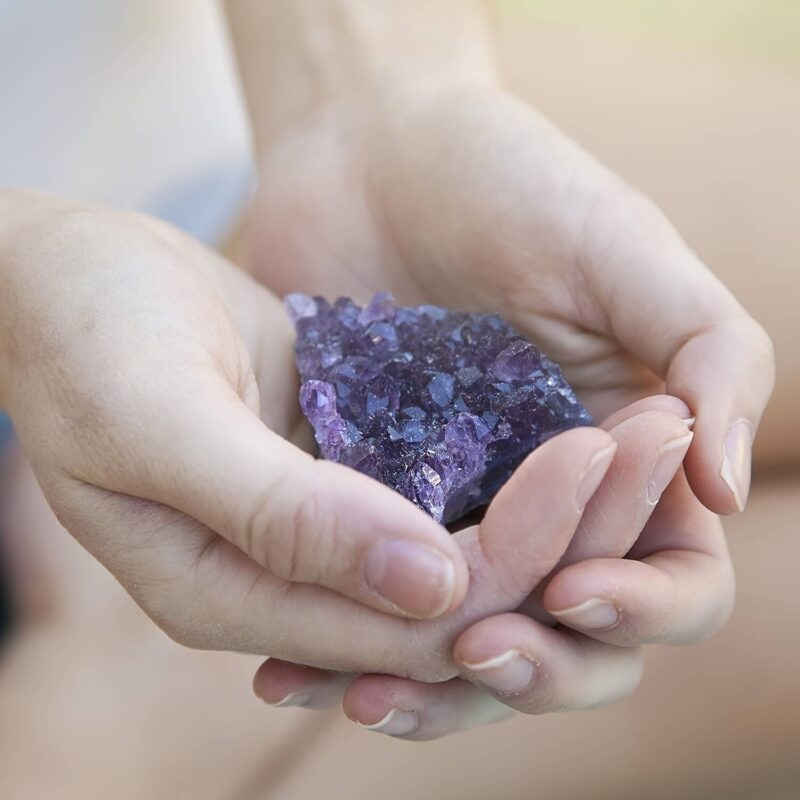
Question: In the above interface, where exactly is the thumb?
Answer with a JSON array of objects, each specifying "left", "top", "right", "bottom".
[
  {"left": 584, "top": 187, "right": 775, "bottom": 514},
  {"left": 82, "top": 373, "right": 469, "bottom": 621}
]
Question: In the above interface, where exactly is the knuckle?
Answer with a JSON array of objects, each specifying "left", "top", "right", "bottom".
[
  {"left": 246, "top": 477, "right": 333, "bottom": 585},
  {"left": 285, "top": 487, "right": 334, "bottom": 583}
]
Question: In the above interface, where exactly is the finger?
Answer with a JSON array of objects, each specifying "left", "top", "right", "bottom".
[
  {"left": 544, "top": 475, "right": 735, "bottom": 646},
  {"left": 255, "top": 426, "right": 616, "bottom": 678},
  {"left": 519, "top": 403, "right": 692, "bottom": 624},
  {"left": 343, "top": 675, "right": 512, "bottom": 741},
  {"left": 561, "top": 409, "right": 694, "bottom": 565},
  {"left": 466, "top": 426, "right": 616, "bottom": 605},
  {"left": 52, "top": 428, "right": 617, "bottom": 679},
  {"left": 136, "top": 352, "right": 608, "bottom": 623},
  {"left": 340, "top": 617, "right": 643, "bottom": 739},
  {"left": 253, "top": 659, "right": 353, "bottom": 710},
  {"left": 249, "top": 427, "right": 618, "bottom": 678},
  {"left": 452, "top": 614, "right": 643, "bottom": 716},
  {"left": 249, "top": 398, "right": 684, "bottom": 722},
  {"left": 63, "top": 374, "right": 469, "bottom": 620},
  {"left": 670, "top": 323, "right": 772, "bottom": 515},
  {"left": 583, "top": 187, "right": 775, "bottom": 514},
  {"left": 47, "top": 478, "right": 426, "bottom": 674}
]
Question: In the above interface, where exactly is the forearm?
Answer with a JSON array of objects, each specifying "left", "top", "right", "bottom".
[{"left": 224, "top": 0, "right": 498, "bottom": 151}]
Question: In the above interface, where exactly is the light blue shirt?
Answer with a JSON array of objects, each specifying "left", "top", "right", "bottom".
[{"left": 0, "top": 1, "right": 256, "bottom": 456}]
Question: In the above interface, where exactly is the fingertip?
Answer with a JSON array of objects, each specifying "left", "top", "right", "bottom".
[
  {"left": 313, "top": 460, "right": 470, "bottom": 618},
  {"left": 252, "top": 659, "right": 311, "bottom": 705},
  {"left": 541, "top": 558, "right": 622, "bottom": 621},
  {"left": 363, "top": 538, "right": 465, "bottom": 620},
  {"left": 720, "top": 418, "right": 753, "bottom": 512},
  {"left": 575, "top": 437, "right": 617, "bottom": 512},
  {"left": 454, "top": 612, "right": 644, "bottom": 713},
  {"left": 542, "top": 550, "right": 735, "bottom": 646},
  {"left": 253, "top": 659, "right": 352, "bottom": 710},
  {"left": 664, "top": 316, "right": 774, "bottom": 516},
  {"left": 684, "top": 417, "right": 753, "bottom": 515},
  {"left": 452, "top": 613, "right": 528, "bottom": 669},
  {"left": 342, "top": 674, "right": 402, "bottom": 727}
]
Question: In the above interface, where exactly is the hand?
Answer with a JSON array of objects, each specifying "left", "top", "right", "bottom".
[
  {"left": 237, "top": 81, "right": 770, "bottom": 737},
  {"left": 244, "top": 83, "right": 774, "bottom": 516},
  {"left": 250, "top": 398, "right": 734, "bottom": 740},
  {"left": 227, "top": 1, "right": 772, "bottom": 735},
  {"left": 0, "top": 201, "right": 642, "bottom": 686},
  {"left": 0, "top": 191, "right": 477, "bottom": 660}
]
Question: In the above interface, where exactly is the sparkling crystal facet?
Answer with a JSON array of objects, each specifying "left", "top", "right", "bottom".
[{"left": 288, "top": 293, "right": 593, "bottom": 523}]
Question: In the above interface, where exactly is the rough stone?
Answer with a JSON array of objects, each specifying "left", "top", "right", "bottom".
[{"left": 287, "top": 293, "right": 592, "bottom": 523}]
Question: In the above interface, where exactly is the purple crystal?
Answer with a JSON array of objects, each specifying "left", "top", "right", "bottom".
[{"left": 287, "top": 293, "right": 593, "bottom": 524}]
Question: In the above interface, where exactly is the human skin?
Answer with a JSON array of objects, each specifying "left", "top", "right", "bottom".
[
  {"left": 0, "top": 191, "right": 478, "bottom": 658},
  {"left": 0, "top": 190, "right": 695, "bottom": 686},
  {"left": 0, "top": 189, "right": 722, "bottom": 713},
  {"left": 224, "top": 0, "right": 774, "bottom": 737}
]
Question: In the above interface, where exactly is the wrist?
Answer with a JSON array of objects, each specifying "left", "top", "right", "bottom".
[{"left": 225, "top": 0, "right": 499, "bottom": 153}]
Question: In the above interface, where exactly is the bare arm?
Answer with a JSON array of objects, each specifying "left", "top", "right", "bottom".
[{"left": 224, "top": 0, "right": 497, "bottom": 151}]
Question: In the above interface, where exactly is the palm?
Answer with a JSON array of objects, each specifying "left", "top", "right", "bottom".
[{"left": 245, "top": 88, "right": 662, "bottom": 426}]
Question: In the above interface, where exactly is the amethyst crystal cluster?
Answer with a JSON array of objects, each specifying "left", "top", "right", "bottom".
[{"left": 287, "top": 293, "right": 592, "bottom": 524}]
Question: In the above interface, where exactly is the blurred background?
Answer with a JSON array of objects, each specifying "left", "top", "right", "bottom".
[{"left": 0, "top": 1, "right": 798, "bottom": 798}]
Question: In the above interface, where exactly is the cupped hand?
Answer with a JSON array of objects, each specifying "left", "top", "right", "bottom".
[
  {"left": 238, "top": 83, "right": 769, "bottom": 735},
  {"left": 244, "top": 83, "right": 774, "bottom": 516},
  {"left": 0, "top": 194, "right": 634, "bottom": 682},
  {"left": 0, "top": 191, "right": 476, "bottom": 656}
]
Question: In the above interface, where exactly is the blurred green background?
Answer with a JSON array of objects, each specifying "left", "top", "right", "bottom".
[{"left": 504, "top": 0, "right": 800, "bottom": 63}]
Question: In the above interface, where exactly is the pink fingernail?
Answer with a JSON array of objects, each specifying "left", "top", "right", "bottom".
[
  {"left": 365, "top": 541, "right": 456, "bottom": 619},
  {"left": 358, "top": 708, "right": 418, "bottom": 736},
  {"left": 263, "top": 691, "right": 311, "bottom": 708},
  {"left": 646, "top": 432, "right": 694, "bottom": 505},
  {"left": 551, "top": 598, "right": 620, "bottom": 630},
  {"left": 721, "top": 419, "right": 753, "bottom": 512},
  {"left": 462, "top": 649, "right": 536, "bottom": 695},
  {"left": 575, "top": 443, "right": 617, "bottom": 511}
]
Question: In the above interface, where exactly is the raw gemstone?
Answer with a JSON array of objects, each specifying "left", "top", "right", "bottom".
[{"left": 287, "top": 293, "right": 593, "bottom": 524}]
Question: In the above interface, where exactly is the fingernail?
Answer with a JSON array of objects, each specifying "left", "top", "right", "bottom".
[
  {"left": 365, "top": 540, "right": 456, "bottom": 618},
  {"left": 359, "top": 708, "right": 418, "bottom": 736},
  {"left": 461, "top": 649, "right": 536, "bottom": 695},
  {"left": 263, "top": 691, "right": 311, "bottom": 708},
  {"left": 550, "top": 598, "right": 620, "bottom": 630},
  {"left": 575, "top": 442, "right": 617, "bottom": 511},
  {"left": 684, "top": 416, "right": 696, "bottom": 430},
  {"left": 646, "top": 431, "right": 694, "bottom": 505},
  {"left": 721, "top": 419, "right": 753, "bottom": 512}
]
